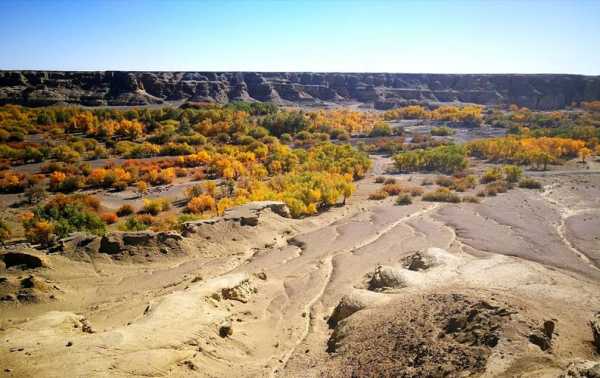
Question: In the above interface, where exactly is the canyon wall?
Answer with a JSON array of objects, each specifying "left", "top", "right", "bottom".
[{"left": 1, "top": 71, "right": 599, "bottom": 109}]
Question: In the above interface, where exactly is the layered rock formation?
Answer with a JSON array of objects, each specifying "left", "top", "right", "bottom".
[{"left": 1, "top": 71, "right": 599, "bottom": 109}]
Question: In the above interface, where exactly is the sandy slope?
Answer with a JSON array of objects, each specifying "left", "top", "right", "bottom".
[{"left": 2, "top": 158, "right": 600, "bottom": 377}]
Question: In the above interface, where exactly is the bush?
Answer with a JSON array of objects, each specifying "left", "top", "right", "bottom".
[
  {"left": 503, "top": 165, "right": 523, "bottom": 183},
  {"left": 375, "top": 176, "right": 386, "bottom": 184},
  {"left": 422, "top": 188, "right": 461, "bottom": 203},
  {"left": 24, "top": 183, "right": 47, "bottom": 204},
  {"left": 113, "top": 181, "right": 128, "bottom": 191},
  {"left": 518, "top": 177, "right": 542, "bottom": 189},
  {"left": 116, "top": 204, "right": 135, "bottom": 217},
  {"left": 421, "top": 178, "right": 433, "bottom": 186},
  {"left": 396, "top": 194, "right": 412, "bottom": 206},
  {"left": 0, "top": 220, "right": 11, "bottom": 245},
  {"left": 462, "top": 195, "right": 481, "bottom": 203},
  {"left": 142, "top": 198, "right": 170, "bottom": 215},
  {"left": 480, "top": 167, "right": 503, "bottom": 184},
  {"left": 393, "top": 145, "right": 467, "bottom": 175},
  {"left": 485, "top": 181, "right": 509, "bottom": 195},
  {"left": 435, "top": 176, "right": 454, "bottom": 188},
  {"left": 185, "top": 184, "right": 204, "bottom": 200},
  {"left": 120, "top": 214, "right": 154, "bottom": 231},
  {"left": 368, "top": 190, "right": 389, "bottom": 200},
  {"left": 100, "top": 212, "right": 118, "bottom": 224},
  {"left": 453, "top": 175, "right": 477, "bottom": 192},
  {"left": 384, "top": 177, "right": 397, "bottom": 184},
  {"left": 382, "top": 183, "right": 407, "bottom": 195},
  {"left": 410, "top": 186, "right": 424, "bottom": 197},
  {"left": 430, "top": 126, "right": 455, "bottom": 136},
  {"left": 369, "top": 123, "right": 392, "bottom": 137},
  {"left": 23, "top": 194, "right": 106, "bottom": 243},
  {"left": 186, "top": 195, "right": 216, "bottom": 214}
]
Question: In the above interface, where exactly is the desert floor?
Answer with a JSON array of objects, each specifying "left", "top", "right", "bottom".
[{"left": 1, "top": 155, "right": 600, "bottom": 377}]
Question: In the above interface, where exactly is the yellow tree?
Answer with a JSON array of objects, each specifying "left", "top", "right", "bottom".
[{"left": 579, "top": 147, "right": 592, "bottom": 163}]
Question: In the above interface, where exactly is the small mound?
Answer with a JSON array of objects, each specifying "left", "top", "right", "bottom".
[
  {"left": 325, "top": 293, "right": 516, "bottom": 377},
  {"left": 367, "top": 265, "right": 409, "bottom": 291},
  {"left": 402, "top": 251, "right": 433, "bottom": 271},
  {"left": 328, "top": 291, "right": 387, "bottom": 328}
]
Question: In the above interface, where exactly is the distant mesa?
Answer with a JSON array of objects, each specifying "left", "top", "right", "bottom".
[{"left": 1, "top": 71, "right": 599, "bottom": 109}]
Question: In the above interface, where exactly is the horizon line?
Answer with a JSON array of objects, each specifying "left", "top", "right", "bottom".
[{"left": 0, "top": 69, "right": 598, "bottom": 77}]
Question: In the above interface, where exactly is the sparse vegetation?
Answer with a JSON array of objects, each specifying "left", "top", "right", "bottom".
[
  {"left": 395, "top": 194, "right": 412, "bottom": 206},
  {"left": 518, "top": 177, "right": 542, "bottom": 189},
  {"left": 422, "top": 188, "right": 461, "bottom": 203}
]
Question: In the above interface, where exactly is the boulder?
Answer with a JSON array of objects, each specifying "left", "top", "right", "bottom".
[{"left": 97, "top": 231, "right": 185, "bottom": 261}]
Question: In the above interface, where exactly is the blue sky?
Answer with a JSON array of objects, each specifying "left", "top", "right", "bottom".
[{"left": 0, "top": 0, "right": 598, "bottom": 74}]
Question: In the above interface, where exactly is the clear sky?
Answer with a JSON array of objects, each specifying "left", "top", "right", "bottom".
[{"left": 0, "top": 0, "right": 598, "bottom": 74}]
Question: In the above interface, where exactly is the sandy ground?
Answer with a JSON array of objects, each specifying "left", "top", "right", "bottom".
[{"left": 1, "top": 156, "right": 600, "bottom": 377}]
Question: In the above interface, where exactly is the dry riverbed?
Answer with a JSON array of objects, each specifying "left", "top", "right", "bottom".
[{"left": 1, "top": 156, "right": 600, "bottom": 377}]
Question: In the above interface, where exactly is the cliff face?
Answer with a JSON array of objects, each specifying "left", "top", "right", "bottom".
[{"left": 1, "top": 71, "right": 599, "bottom": 110}]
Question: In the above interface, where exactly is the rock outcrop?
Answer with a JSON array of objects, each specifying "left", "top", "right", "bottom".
[
  {"left": 1, "top": 71, "right": 599, "bottom": 109},
  {"left": 181, "top": 201, "right": 290, "bottom": 235}
]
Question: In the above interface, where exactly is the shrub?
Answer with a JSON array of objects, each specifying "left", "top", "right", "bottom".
[
  {"left": 453, "top": 175, "right": 477, "bottom": 192},
  {"left": 382, "top": 183, "right": 406, "bottom": 195},
  {"left": 518, "top": 177, "right": 542, "bottom": 189},
  {"left": 435, "top": 176, "right": 454, "bottom": 188},
  {"left": 393, "top": 145, "right": 467, "bottom": 175},
  {"left": 369, "top": 123, "right": 392, "bottom": 137},
  {"left": 136, "top": 180, "right": 148, "bottom": 196},
  {"left": 24, "top": 183, "right": 47, "bottom": 204},
  {"left": 430, "top": 126, "right": 455, "bottom": 136},
  {"left": 192, "top": 168, "right": 205, "bottom": 181},
  {"left": 480, "top": 167, "right": 503, "bottom": 184},
  {"left": 100, "top": 212, "right": 118, "bottom": 224},
  {"left": 186, "top": 195, "right": 216, "bottom": 214},
  {"left": 22, "top": 194, "right": 106, "bottom": 243},
  {"left": 0, "top": 171, "right": 28, "bottom": 193},
  {"left": 116, "top": 204, "right": 135, "bottom": 217},
  {"left": 374, "top": 176, "right": 386, "bottom": 184},
  {"left": 24, "top": 219, "right": 55, "bottom": 247},
  {"left": 462, "top": 195, "right": 481, "bottom": 203},
  {"left": 485, "top": 181, "right": 509, "bottom": 196},
  {"left": 0, "top": 220, "right": 11, "bottom": 245},
  {"left": 368, "top": 190, "right": 389, "bottom": 200},
  {"left": 396, "top": 194, "right": 412, "bottom": 206},
  {"left": 384, "top": 177, "right": 397, "bottom": 185},
  {"left": 142, "top": 198, "right": 170, "bottom": 215},
  {"left": 120, "top": 214, "right": 154, "bottom": 231},
  {"left": 422, "top": 188, "right": 461, "bottom": 203},
  {"left": 410, "top": 186, "right": 424, "bottom": 197},
  {"left": 421, "top": 178, "right": 433, "bottom": 186},
  {"left": 112, "top": 181, "right": 128, "bottom": 191},
  {"left": 185, "top": 184, "right": 204, "bottom": 200},
  {"left": 503, "top": 165, "right": 523, "bottom": 183}
]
